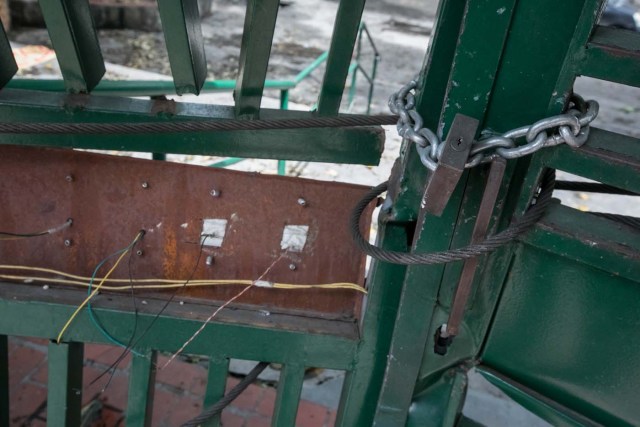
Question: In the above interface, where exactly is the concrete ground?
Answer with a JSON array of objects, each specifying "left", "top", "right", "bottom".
[{"left": 3, "top": 0, "right": 640, "bottom": 425}]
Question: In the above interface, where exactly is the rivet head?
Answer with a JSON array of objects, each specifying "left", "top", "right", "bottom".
[
  {"left": 289, "top": 263, "right": 297, "bottom": 271},
  {"left": 141, "top": 182, "right": 149, "bottom": 189},
  {"left": 65, "top": 175, "right": 74, "bottom": 182},
  {"left": 297, "top": 198, "right": 307, "bottom": 206},
  {"left": 210, "top": 189, "right": 220, "bottom": 197},
  {"left": 136, "top": 250, "right": 143, "bottom": 256},
  {"left": 64, "top": 239, "right": 72, "bottom": 247}
]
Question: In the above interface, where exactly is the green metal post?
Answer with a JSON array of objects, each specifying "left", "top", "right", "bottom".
[
  {"left": 347, "top": 24, "right": 364, "bottom": 112},
  {"left": 202, "top": 357, "right": 229, "bottom": 427},
  {"left": 47, "top": 341, "right": 84, "bottom": 427},
  {"left": 0, "top": 335, "right": 8, "bottom": 427},
  {"left": 0, "top": 22, "right": 17, "bottom": 90},
  {"left": 157, "top": 0, "right": 207, "bottom": 95},
  {"left": 38, "top": 0, "right": 105, "bottom": 93},
  {"left": 234, "top": 0, "right": 280, "bottom": 117},
  {"left": 277, "top": 89, "right": 290, "bottom": 176},
  {"left": 271, "top": 364, "right": 305, "bottom": 427},
  {"left": 126, "top": 351, "right": 157, "bottom": 427},
  {"left": 317, "top": 0, "right": 367, "bottom": 115}
]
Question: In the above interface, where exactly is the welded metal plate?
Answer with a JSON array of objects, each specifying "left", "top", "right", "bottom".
[{"left": 0, "top": 146, "right": 373, "bottom": 319}]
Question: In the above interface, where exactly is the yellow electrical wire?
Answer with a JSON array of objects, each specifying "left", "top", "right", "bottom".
[
  {"left": 55, "top": 231, "right": 144, "bottom": 344},
  {"left": 0, "top": 273, "right": 365, "bottom": 293}
]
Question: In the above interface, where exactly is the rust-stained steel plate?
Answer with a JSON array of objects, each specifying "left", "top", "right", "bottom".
[{"left": 0, "top": 146, "right": 373, "bottom": 319}]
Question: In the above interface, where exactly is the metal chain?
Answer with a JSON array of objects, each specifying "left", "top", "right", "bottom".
[{"left": 388, "top": 77, "right": 600, "bottom": 171}]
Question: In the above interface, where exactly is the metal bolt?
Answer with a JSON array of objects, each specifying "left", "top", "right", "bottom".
[
  {"left": 289, "top": 263, "right": 297, "bottom": 271},
  {"left": 141, "top": 300, "right": 148, "bottom": 305},
  {"left": 42, "top": 284, "right": 49, "bottom": 290},
  {"left": 297, "top": 198, "right": 307, "bottom": 207},
  {"left": 179, "top": 301, "right": 185, "bottom": 306},
  {"left": 141, "top": 182, "right": 149, "bottom": 189},
  {"left": 210, "top": 189, "right": 220, "bottom": 197},
  {"left": 205, "top": 255, "right": 214, "bottom": 266},
  {"left": 136, "top": 250, "right": 143, "bottom": 256},
  {"left": 64, "top": 239, "right": 72, "bottom": 247},
  {"left": 65, "top": 174, "right": 74, "bottom": 182}
]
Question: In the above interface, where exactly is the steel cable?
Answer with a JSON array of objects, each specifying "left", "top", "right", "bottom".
[
  {"left": 0, "top": 115, "right": 399, "bottom": 135},
  {"left": 182, "top": 361, "right": 270, "bottom": 427},
  {"left": 350, "top": 169, "right": 556, "bottom": 265},
  {"left": 555, "top": 181, "right": 638, "bottom": 196}
]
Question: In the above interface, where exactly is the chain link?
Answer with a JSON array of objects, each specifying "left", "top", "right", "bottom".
[{"left": 389, "top": 77, "right": 599, "bottom": 171}]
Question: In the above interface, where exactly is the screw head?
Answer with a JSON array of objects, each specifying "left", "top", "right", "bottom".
[
  {"left": 210, "top": 189, "right": 220, "bottom": 197},
  {"left": 289, "top": 263, "right": 297, "bottom": 271},
  {"left": 64, "top": 239, "right": 72, "bottom": 247},
  {"left": 297, "top": 198, "right": 307, "bottom": 207},
  {"left": 136, "top": 250, "right": 143, "bottom": 256},
  {"left": 141, "top": 182, "right": 149, "bottom": 189},
  {"left": 65, "top": 174, "right": 74, "bottom": 182}
]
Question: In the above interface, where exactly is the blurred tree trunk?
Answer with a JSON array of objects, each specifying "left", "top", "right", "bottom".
[{"left": 0, "top": 0, "right": 10, "bottom": 31}]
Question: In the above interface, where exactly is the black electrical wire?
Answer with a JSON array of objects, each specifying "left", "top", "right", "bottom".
[
  {"left": 350, "top": 169, "right": 556, "bottom": 265},
  {"left": 181, "top": 361, "right": 270, "bottom": 427},
  {"left": 0, "top": 218, "right": 72, "bottom": 239},
  {"left": 555, "top": 181, "right": 638, "bottom": 196},
  {"left": 90, "top": 236, "right": 210, "bottom": 381}
]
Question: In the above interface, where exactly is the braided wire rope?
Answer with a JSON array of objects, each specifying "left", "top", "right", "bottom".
[
  {"left": 350, "top": 169, "right": 556, "bottom": 265},
  {"left": 182, "top": 362, "right": 269, "bottom": 427}
]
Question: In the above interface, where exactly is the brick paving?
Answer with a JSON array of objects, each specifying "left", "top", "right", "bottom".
[{"left": 6, "top": 337, "right": 337, "bottom": 427}]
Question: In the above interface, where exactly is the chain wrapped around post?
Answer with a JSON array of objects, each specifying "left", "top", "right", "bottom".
[
  {"left": 351, "top": 77, "right": 600, "bottom": 265},
  {"left": 388, "top": 76, "right": 599, "bottom": 171}
]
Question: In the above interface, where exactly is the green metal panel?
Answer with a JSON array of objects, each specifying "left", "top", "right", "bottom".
[
  {"left": 406, "top": 368, "right": 467, "bottom": 427},
  {"left": 234, "top": 0, "right": 280, "bottom": 117},
  {"left": 203, "top": 357, "right": 229, "bottom": 427},
  {"left": 0, "top": 22, "right": 17, "bottom": 90},
  {"left": 47, "top": 341, "right": 84, "bottom": 427},
  {"left": 482, "top": 205, "right": 640, "bottom": 426},
  {"left": 157, "top": 0, "right": 207, "bottom": 95},
  {"left": 0, "top": 90, "right": 384, "bottom": 165},
  {"left": 316, "top": 0, "right": 366, "bottom": 115},
  {"left": 271, "top": 364, "right": 305, "bottom": 427},
  {"left": 579, "top": 26, "right": 640, "bottom": 87},
  {"left": 477, "top": 367, "right": 591, "bottom": 427},
  {"left": 126, "top": 351, "right": 157, "bottom": 427},
  {"left": 0, "top": 336, "right": 8, "bottom": 427},
  {"left": 38, "top": 0, "right": 105, "bottom": 93}
]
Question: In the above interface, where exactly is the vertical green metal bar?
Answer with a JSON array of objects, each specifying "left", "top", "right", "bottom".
[
  {"left": 38, "top": 0, "right": 105, "bottom": 93},
  {"left": 271, "top": 364, "right": 305, "bottom": 427},
  {"left": 157, "top": 0, "right": 207, "bottom": 95},
  {"left": 336, "top": 224, "right": 408, "bottom": 427},
  {"left": 152, "top": 153, "right": 166, "bottom": 161},
  {"left": 47, "top": 342, "right": 84, "bottom": 427},
  {"left": 347, "top": 25, "right": 364, "bottom": 111},
  {"left": 316, "top": 0, "right": 367, "bottom": 115},
  {"left": 0, "top": 22, "right": 17, "bottom": 89},
  {"left": 234, "top": 0, "right": 280, "bottom": 118},
  {"left": 277, "top": 89, "right": 289, "bottom": 175},
  {"left": 0, "top": 336, "right": 8, "bottom": 427},
  {"left": 373, "top": 0, "right": 518, "bottom": 424},
  {"left": 126, "top": 351, "right": 157, "bottom": 427},
  {"left": 366, "top": 56, "right": 379, "bottom": 115},
  {"left": 202, "top": 357, "right": 229, "bottom": 427}
]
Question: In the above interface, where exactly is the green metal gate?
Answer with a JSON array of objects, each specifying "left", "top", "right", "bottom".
[{"left": 0, "top": 0, "right": 639, "bottom": 426}]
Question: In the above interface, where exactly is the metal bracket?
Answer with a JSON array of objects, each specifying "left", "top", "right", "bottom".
[
  {"left": 421, "top": 114, "right": 479, "bottom": 216},
  {"left": 435, "top": 158, "right": 507, "bottom": 355}
]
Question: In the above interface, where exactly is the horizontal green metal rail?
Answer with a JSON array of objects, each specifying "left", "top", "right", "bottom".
[{"left": 0, "top": 89, "right": 384, "bottom": 165}]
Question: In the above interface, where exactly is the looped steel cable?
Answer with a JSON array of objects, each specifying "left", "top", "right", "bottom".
[{"left": 350, "top": 169, "right": 556, "bottom": 265}]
